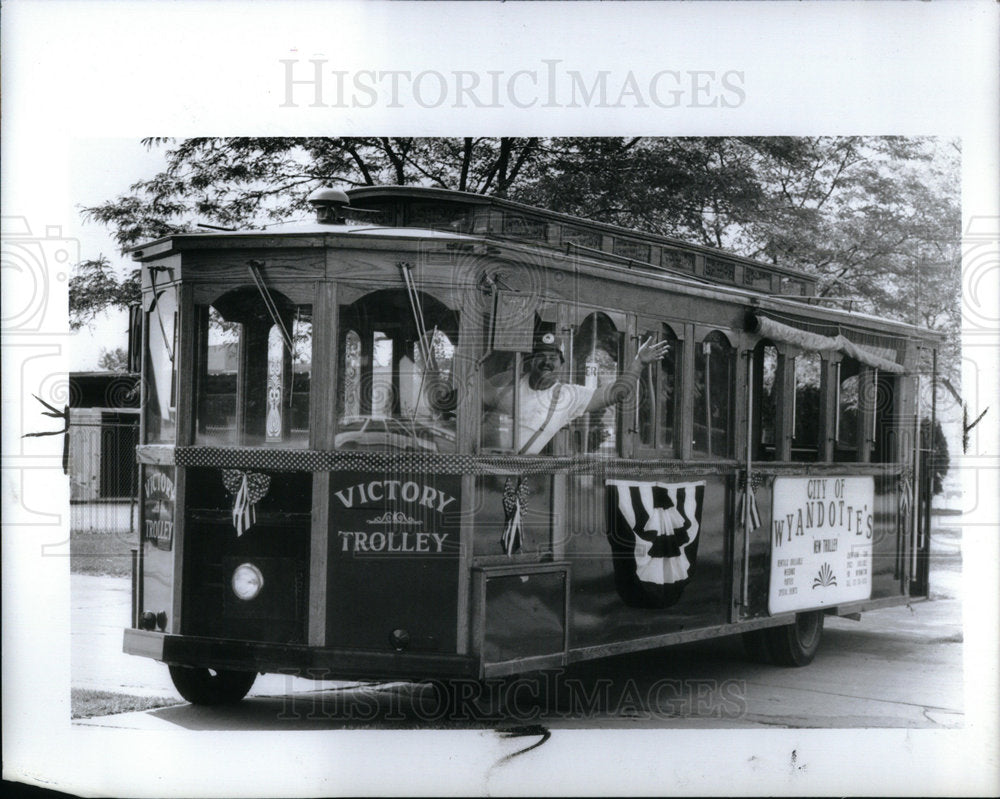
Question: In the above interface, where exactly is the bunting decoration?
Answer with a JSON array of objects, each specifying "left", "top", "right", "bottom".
[
  {"left": 606, "top": 480, "right": 705, "bottom": 609},
  {"left": 221, "top": 469, "right": 271, "bottom": 536},
  {"left": 738, "top": 472, "right": 763, "bottom": 532},
  {"left": 501, "top": 477, "right": 530, "bottom": 556}
]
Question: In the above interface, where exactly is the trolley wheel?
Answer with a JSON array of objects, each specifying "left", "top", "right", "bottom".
[
  {"left": 764, "top": 611, "right": 825, "bottom": 667},
  {"left": 168, "top": 665, "right": 257, "bottom": 705}
]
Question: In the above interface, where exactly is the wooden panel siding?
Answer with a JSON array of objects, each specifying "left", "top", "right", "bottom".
[
  {"left": 612, "top": 238, "right": 652, "bottom": 262},
  {"left": 501, "top": 213, "right": 548, "bottom": 240},
  {"left": 69, "top": 408, "right": 103, "bottom": 501},
  {"left": 181, "top": 249, "right": 326, "bottom": 283},
  {"left": 661, "top": 247, "right": 696, "bottom": 273},
  {"left": 560, "top": 226, "right": 603, "bottom": 249},
  {"left": 744, "top": 265, "right": 774, "bottom": 291},
  {"left": 704, "top": 257, "right": 736, "bottom": 282}
]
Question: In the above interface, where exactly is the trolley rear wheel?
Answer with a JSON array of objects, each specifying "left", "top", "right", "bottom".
[
  {"left": 764, "top": 611, "right": 825, "bottom": 667},
  {"left": 168, "top": 665, "right": 257, "bottom": 705}
]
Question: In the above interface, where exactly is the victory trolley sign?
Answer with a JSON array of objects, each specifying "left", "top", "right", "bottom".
[{"left": 124, "top": 186, "right": 939, "bottom": 705}]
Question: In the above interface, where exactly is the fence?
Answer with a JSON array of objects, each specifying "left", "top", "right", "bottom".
[{"left": 69, "top": 410, "right": 140, "bottom": 535}]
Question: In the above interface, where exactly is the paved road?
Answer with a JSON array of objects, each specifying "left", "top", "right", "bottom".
[{"left": 74, "top": 521, "right": 963, "bottom": 730}]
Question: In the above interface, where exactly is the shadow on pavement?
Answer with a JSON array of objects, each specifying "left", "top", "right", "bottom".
[{"left": 88, "top": 597, "right": 962, "bottom": 731}]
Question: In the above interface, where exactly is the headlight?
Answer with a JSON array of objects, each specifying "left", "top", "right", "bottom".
[{"left": 231, "top": 562, "right": 264, "bottom": 601}]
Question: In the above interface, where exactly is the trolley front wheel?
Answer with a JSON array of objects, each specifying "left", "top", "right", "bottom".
[
  {"left": 168, "top": 665, "right": 257, "bottom": 705},
  {"left": 765, "top": 611, "right": 825, "bottom": 667}
]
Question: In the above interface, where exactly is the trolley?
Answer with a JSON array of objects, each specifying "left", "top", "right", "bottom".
[{"left": 124, "top": 185, "right": 940, "bottom": 705}]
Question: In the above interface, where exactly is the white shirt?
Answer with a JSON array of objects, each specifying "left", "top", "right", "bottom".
[{"left": 514, "top": 376, "right": 596, "bottom": 454}]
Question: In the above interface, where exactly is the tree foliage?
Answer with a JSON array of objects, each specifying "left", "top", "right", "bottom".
[
  {"left": 921, "top": 417, "right": 950, "bottom": 497},
  {"left": 82, "top": 137, "right": 545, "bottom": 249},
  {"left": 508, "top": 137, "right": 960, "bottom": 339},
  {"left": 68, "top": 256, "right": 141, "bottom": 331},
  {"left": 97, "top": 346, "right": 130, "bottom": 372},
  {"left": 77, "top": 136, "right": 961, "bottom": 376}
]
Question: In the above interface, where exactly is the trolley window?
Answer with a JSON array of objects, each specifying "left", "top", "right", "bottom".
[
  {"left": 480, "top": 350, "right": 518, "bottom": 452},
  {"left": 145, "top": 287, "right": 178, "bottom": 444},
  {"left": 337, "top": 288, "right": 458, "bottom": 452},
  {"left": 479, "top": 312, "right": 624, "bottom": 457},
  {"left": 792, "top": 351, "right": 823, "bottom": 461},
  {"left": 693, "top": 331, "right": 735, "bottom": 458},
  {"left": 835, "top": 358, "right": 861, "bottom": 461},
  {"left": 752, "top": 340, "right": 779, "bottom": 461},
  {"left": 194, "top": 287, "right": 312, "bottom": 446},
  {"left": 638, "top": 322, "right": 681, "bottom": 456},
  {"left": 570, "top": 312, "right": 623, "bottom": 456},
  {"left": 871, "top": 371, "right": 898, "bottom": 463}
]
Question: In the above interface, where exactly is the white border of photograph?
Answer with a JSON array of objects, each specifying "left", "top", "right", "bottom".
[{"left": 2, "top": 1, "right": 998, "bottom": 796}]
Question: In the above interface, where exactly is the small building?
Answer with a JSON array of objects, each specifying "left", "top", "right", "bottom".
[{"left": 69, "top": 372, "right": 140, "bottom": 533}]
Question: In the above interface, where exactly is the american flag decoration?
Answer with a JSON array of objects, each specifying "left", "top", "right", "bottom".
[
  {"left": 501, "top": 477, "right": 529, "bottom": 556},
  {"left": 739, "top": 472, "right": 763, "bottom": 532},
  {"left": 222, "top": 470, "right": 271, "bottom": 536},
  {"left": 606, "top": 480, "right": 705, "bottom": 608}
]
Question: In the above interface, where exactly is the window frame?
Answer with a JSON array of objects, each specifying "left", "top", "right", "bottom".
[
  {"left": 191, "top": 285, "right": 314, "bottom": 449},
  {"left": 334, "top": 286, "right": 461, "bottom": 454},
  {"left": 143, "top": 285, "right": 179, "bottom": 445},
  {"left": 692, "top": 328, "right": 737, "bottom": 460},
  {"left": 635, "top": 317, "right": 684, "bottom": 459},
  {"left": 790, "top": 349, "right": 826, "bottom": 462},
  {"left": 566, "top": 309, "right": 625, "bottom": 458},
  {"left": 750, "top": 339, "right": 781, "bottom": 462},
  {"left": 834, "top": 356, "right": 864, "bottom": 462},
  {"left": 746, "top": 335, "right": 849, "bottom": 465},
  {"left": 477, "top": 303, "right": 631, "bottom": 458}
]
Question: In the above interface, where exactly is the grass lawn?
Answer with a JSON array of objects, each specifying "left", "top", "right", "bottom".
[
  {"left": 71, "top": 688, "right": 181, "bottom": 719},
  {"left": 71, "top": 531, "right": 139, "bottom": 577}
]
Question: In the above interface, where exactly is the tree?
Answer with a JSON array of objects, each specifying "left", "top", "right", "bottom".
[
  {"left": 97, "top": 347, "right": 130, "bottom": 372},
  {"left": 921, "top": 417, "right": 950, "bottom": 497},
  {"left": 78, "top": 137, "right": 960, "bottom": 383},
  {"left": 509, "top": 136, "right": 961, "bottom": 383},
  {"left": 509, "top": 137, "right": 779, "bottom": 246},
  {"left": 68, "top": 256, "right": 141, "bottom": 331},
  {"left": 82, "top": 137, "right": 544, "bottom": 249}
]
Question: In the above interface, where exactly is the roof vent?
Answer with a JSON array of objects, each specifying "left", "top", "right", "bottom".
[{"left": 307, "top": 187, "right": 351, "bottom": 224}]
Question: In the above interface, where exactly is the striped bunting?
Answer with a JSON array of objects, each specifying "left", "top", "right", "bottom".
[{"left": 607, "top": 480, "right": 706, "bottom": 589}]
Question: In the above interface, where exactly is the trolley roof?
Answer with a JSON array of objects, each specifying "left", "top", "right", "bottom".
[{"left": 129, "top": 185, "right": 943, "bottom": 345}]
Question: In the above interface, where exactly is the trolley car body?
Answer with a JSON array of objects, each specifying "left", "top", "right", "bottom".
[{"left": 124, "top": 186, "right": 939, "bottom": 700}]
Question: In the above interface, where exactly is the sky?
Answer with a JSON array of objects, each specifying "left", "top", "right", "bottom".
[{"left": 69, "top": 139, "right": 167, "bottom": 369}]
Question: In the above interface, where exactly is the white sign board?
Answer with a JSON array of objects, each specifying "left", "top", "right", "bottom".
[{"left": 768, "top": 476, "right": 874, "bottom": 615}]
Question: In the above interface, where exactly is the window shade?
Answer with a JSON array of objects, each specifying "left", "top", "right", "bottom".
[{"left": 747, "top": 313, "right": 905, "bottom": 374}]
